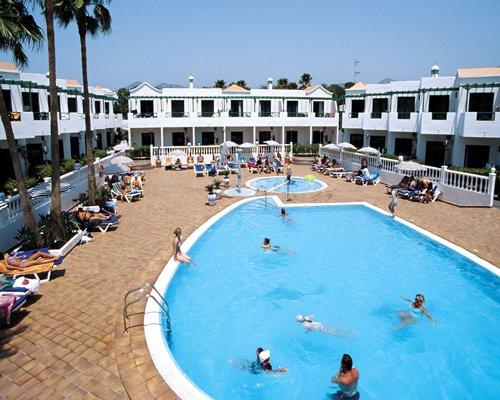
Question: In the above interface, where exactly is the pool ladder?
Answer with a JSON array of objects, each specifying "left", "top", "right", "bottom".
[{"left": 122, "top": 283, "right": 171, "bottom": 335}]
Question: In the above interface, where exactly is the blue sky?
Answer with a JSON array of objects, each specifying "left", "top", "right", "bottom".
[{"left": 2, "top": 0, "right": 500, "bottom": 89}]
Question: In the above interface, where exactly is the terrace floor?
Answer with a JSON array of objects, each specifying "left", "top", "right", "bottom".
[{"left": 0, "top": 163, "right": 498, "bottom": 400}]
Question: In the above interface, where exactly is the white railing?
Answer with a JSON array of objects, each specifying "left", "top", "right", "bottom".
[{"left": 320, "top": 145, "right": 497, "bottom": 207}]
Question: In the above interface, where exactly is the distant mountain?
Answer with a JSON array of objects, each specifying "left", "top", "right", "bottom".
[
  {"left": 123, "top": 81, "right": 143, "bottom": 90},
  {"left": 155, "top": 82, "right": 184, "bottom": 89},
  {"left": 378, "top": 78, "right": 395, "bottom": 84}
]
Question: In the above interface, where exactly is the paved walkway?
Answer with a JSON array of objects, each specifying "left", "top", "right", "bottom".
[{"left": 1, "top": 164, "right": 498, "bottom": 400}]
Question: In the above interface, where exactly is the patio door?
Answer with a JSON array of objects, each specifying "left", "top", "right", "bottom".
[
  {"left": 286, "top": 130, "right": 298, "bottom": 144},
  {"left": 313, "top": 101, "right": 324, "bottom": 116},
  {"left": 172, "top": 132, "right": 185, "bottom": 146},
  {"left": 141, "top": 132, "right": 155, "bottom": 146},
  {"left": 259, "top": 131, "right": 271, "bottom": 144},
  {"left": 464, "top": 145, "right": 490, "bottom": 168},
  {"left": 425, "top": 141, "right": 445, "bottom": 167},
  {"left": 70, "top": 136, "right": 80, "bottom": 158},
  {"left": 312, "top": 130, "right": 324, "bottom": 144},
  {"left": 202, "top": 131, "right": 214, "bottom": 145},
  {"left": 349, "top": 133, "right": 363, "bottom": 149},
  {"left": 201, "top": 100, "right": 214, "bottom": 116},
  {"left": 394, "top": 138, "right": 412, "bottom": 156},
  {"left": 369, "top": 136, "right": 386, "bottom": 152},
  {"left": 231, "top": 131, "right": 243, "bottom": 145}
]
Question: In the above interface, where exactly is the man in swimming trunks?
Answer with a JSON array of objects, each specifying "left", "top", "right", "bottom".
[{"left": 331, "top": 354, "right": 359, "bottom": 398}]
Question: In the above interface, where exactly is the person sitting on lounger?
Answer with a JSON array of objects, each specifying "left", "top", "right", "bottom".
[
  {"left": 76, "top": 207, "right": 112, "bottom": 223},
  {"left": 3, "top": 251, "right": 57, "bottom": 269},
  {"left": 173, "top": 227, "right": 192, "bottom": 263},
  {"left": 197, "top": 155, "right": 204, "bottom": 164},
  {"left": 132, "top": 176, "right": 143, "bottom": 190}
]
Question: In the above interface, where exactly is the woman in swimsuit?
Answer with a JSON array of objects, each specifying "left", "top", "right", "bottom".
[
  {"left": 398, "top": 293, "right": 432, "bottom": 328},
  {"left": 76, "top": 208, "right": 111, "bottom": 223},
  {"left": 172, "top": 227, "right": 192, "bottom": 263},
  {"left": 3, "top": 251, "right": 57, "bottom": 269}
]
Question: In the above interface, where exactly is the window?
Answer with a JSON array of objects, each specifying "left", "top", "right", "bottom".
[
  {"left": 394, "top": 138, "right": 413, "bottom": 156},
  {"left": 68, "top": 97, "right": 78, "bottom": 113},
  {"left": 425, "top": 141, "right": 445, "bottom": 167},
  {"left": 313, "top": 101, "right": 324, "bottom": 116},
  {"left": 94, "top": 100, "right": 101, "bottom": 114},
  {"left": 350, "top": 99, "right": 365, "bottom": 118},
  {"left": 22, "top": 92, "right": 40, "bottom": 112},
  {"left": 47, "top": 95, "right": 61, "bottom": 112},
  {"left": 230, "top": 131, "right": 243, "bottom": 144},
  {"left": 141, "top": 132, "right": 155, "bottom": 146},
  {"left": 286, "top": 101, "right": 298, "bottom": 116},
  {"left": 171, "top": 100, "right": 184, "bottom": 116},
  {"left": 397, "top": 97, "right": 415, "bottom": 119},
  {"left": 140, "top": 100, "right": 154, "bottom": 117},
  {"left": 259, "top": 100, "right": 271, "bottom": 116},
  {"left": 230, "top": 100, "right": 243, "bottom": 116},
  {"left": 172, "top": 132, "right": 185, "bottom": 146},
  {"left": 258, "top": 131, "right": 271, "bottom": 143},
  {"left": 286, "top": 130, "right": 298, "bottom": 144},
  {"left": 349, "top": 134, "right": 363, "bottom": 149},
  {"left": 428, "top": 95, "right": 449, "bottom": 120},
  {"left": 464, "top": 145, "right": 490, "bottom": 168},
  {"left": 105, "top": 102, "right": 110, "bottom": 114},
  {"left": 2, "top": 90, "right": 12, "bottom": 112},
  {"left": 469, "top": 93, "right": 494, "bottom": 121},
  {"left": 202, "top": 131, "right": 215, "bottom": 145},
  {"left": 201, "top": 100, "right": 214, "bottom": 116},
  {"left": 371, "top": 98, "right": 388, "bottom": 118}
]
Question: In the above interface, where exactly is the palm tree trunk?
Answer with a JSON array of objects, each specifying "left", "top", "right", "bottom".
[
  {"left": 0, "top": 92, "right": 41, "bottom": 244},
  {"left": 78, "top": 25, "right": 96, "bottom": 205},
  {"left": 45, "top": 0, "right": 63, "bottom": 238}
]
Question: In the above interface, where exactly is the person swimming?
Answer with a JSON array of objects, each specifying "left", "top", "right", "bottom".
[
  {"left": 229, "top": 347, "right": 287, "bottom": 374},
  {"left": 261, "top": 237, "right": 280, "bottom": 251},
  {"left": 331, "top": 354, "right": 359, "bottom": 398},
  {"left": 296, "top": 314, "right": 353, "bottom": 337},
  {"left": 280, "top": 208, "right": 292, "bottom": 222},
  {"left": 398, "top": 293, "right": 433, "bottom": 328}
]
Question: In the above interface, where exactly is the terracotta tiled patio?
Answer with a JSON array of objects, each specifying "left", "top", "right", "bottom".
[{"left": 1, "top": 162, "right": 498, "bottom": 400}]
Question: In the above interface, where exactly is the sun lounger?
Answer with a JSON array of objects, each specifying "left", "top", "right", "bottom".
[
  {"left": 0, "top": 260, "right": 55, "bottom": 283},
  {"left": 0, "top": 293, "right": 27, "bottom": 326},
  {"left": 80, "top": 214, "right": 121, "bottom": 233},
  {"left": 354, "top": 172, "right": 380, "bottom": 186},
  {"left": 406, "top": 185, "right": 441, "bottom": 203},
  {"left": 12, "top": 247, "right": 64, "bottom": 266},
  {"left": 226, "top": 162, "right": 239, "bottom": 174},
  {"left": 194, "top": 164, "right": 206, "bottom": 177},
  {"left": 111, "top": 182, "right": 140, "bottom": 202}
]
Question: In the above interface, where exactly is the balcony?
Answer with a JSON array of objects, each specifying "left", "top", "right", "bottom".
[
  {"left": 287, "top": 112, "right": 308, "bottom": 117},
  {"left": 420, "top": 112, "right": 455, "bottom": 135},
  {"left": 229, "top": 111, "right": 251, "bottom": 117},
  {"left": 362, "top": 112, "right": 388, "bottom": 130},
  {"left": 59, "top": 112, "right": 70, "bottom": 120},
  {"left": 388, "top": 112, "right": 418, "bottom": 132},
  {"left": 197, "top": 111, "right": 220, "bottom": 118},
  {"left": 34, "top": 112, "right": 49, "bottom": 121},
  {"left": 458, "top": 112, "right": 500, "bottom": 138},
  {"left": 134, "top": 112, "right": 157, "bottom": 118},
  {"left": 166, "top": 112, "right": 189, "bottom": 118},
  {"left": 258, "top": 111, "right": 280, "bottom": 117},
  {"left": 342, "top": 112, "right": 365, "bottom": 129}
]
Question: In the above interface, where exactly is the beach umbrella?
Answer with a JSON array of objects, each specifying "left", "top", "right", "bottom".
[
  {"left": 337, "top": 142, "right": 357, "bottom": 150},
  {"left": 396, "top": 161, "right": 427, "bottom": 171},
  {"left": 104, "top": 163, "right": 130, "bottom": 174},
  {"left": 168, "top": 149, "right": 188, "bottom": 157},
  {"left": 358, "top": 146, "right": 380, "bottom": 154},
  {"left": 221, "top": 141, "right": 239, "bottom": 148},
  {"left": 239, "top": 142, "right": 257, "bottom": 149},
  {"left": 322, "top": 143, "right": 340, "bottom": 150},
  {"left": 110, "top": 155, "right": 134, "bottom": 165},
  {"left": 113, "top": 141, "right": 132, "bottom": 151},
  {"left": 264, "top": 140, "right": 280, "bottom": 146}
]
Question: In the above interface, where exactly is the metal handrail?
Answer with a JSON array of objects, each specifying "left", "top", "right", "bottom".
[{"left": 123, "top": 282, "right": 171, "bottom": 334}]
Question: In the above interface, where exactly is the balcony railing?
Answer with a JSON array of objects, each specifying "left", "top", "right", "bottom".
[
  {"left": 370, "top": 112, "right": 383, "bottom": 119},
  {"left": 78, "top": 113, "right": 85, "bottom": 119},
  {"left": 229, "top": 111, "right": 251, "bottom": 117},
  {"left": 92, "top": 113, "right": 99, "bottom": 119},
  {"left": 33, "top": 112, "right": 49, "bottom": 120},
  {"left": 9, "top": 112, "right": 21, "bottom": 122},
  {"left": 59, "top": 112, "right": 70, "bottom": 120},
  {"left": 104, "top": 113, "right": 110, "bottom": 119},
  {"left": 198, "top": 111, "right": 220, "bottom": 117},
  {"left": 397, "top": 112, "right": 411, "bottom": 119},
  {"left": 431, "top": 112, "right": 447, "bottom": 120},
  {"left": 287, "top": 112, "right": 308, "bottom": 117},
  {"left": 476, "top": 112, "right": 495, "bottom": 121},
  {"left": 258, "top": 111, "right": 279, "bottom": 117},
  {"left": 134, "top": 112, "right": 157, "bottom": 118},
  {"left": 165, "top": 111, "right": 189, "bottom": 118}
]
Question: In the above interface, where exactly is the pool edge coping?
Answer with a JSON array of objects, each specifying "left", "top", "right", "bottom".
[{"left": 144, "top": 196, "right": 499, "bottom": 400}]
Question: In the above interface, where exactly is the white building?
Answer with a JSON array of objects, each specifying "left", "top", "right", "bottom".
[
  {"left": 0, "top": 61, "right": 122, "bottom": 185},
  {"left": 342, "top": 66, "right": 500, "bottom": 168},
  {"left": 126, "top": 76, "right": 339, "bottom": 149}
]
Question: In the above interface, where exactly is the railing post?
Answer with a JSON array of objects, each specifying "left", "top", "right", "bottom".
[
  {"left": 150, "top": 144, "right": 154, "bottom": 166},
  {"left": 439, "top": 165, "right": 448, "bottom": 186},
  {"left": 488, "top": 167, "right": 496, "bottom": 207}
]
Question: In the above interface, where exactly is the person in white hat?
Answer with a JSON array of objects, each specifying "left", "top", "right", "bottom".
[
  {"left": 256, "top": 347, "right": 287, "bottom": 373},
  {"left": 296, "top": 314, "right": 353, "bottom": 337}
]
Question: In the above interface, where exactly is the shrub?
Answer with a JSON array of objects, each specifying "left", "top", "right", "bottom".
[
  {"left": 4, "top": 177, "right": 39, "bottom": 194},
  {"left": 126, "top": 146, "right": 150, "bottom": 158},
  {"left": 93, "top": 148, "right": 108, "bottom": 159},
  {"left": 292, "top": 143, "right": 320, "bottom": 155},
  {"left": 60, "top": 158, "right": 76, "bottom": 175},
  {"left": 35, "top": 164, "right": 52, "bottom": 180}
]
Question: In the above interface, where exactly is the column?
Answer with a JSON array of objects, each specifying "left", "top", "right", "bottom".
[
  {"left": 128, "top": 128, "right": 132, "bottom": 146},
  {"left": 309, "top": 126, "right": 313, "bottom": 144},
  {"left": 63, "top": 133, "right": 71, "bottom": 159},
  {"left": 253, "top": 126, "right": 256, "bottom": 144},
  {"left": 191, "top": 127, "right": 195, "bottom": 145},
  {"left": 281, "top": 126, "right": 285, "bottom": 144},
  {"left": 160, "top": 127, "right": 164, "bottom": 147},
  {"left": 223, "top": 126, "right": 227, "bottom": 142}
]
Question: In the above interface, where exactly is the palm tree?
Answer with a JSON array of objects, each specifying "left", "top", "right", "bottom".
[
  {"left": 56, "top": 0, "right": 112, "bottom": 205},
  {"left": 43, "top": 0, "right": 63, "bottom": 237},
  {"left": 0, "top": 0, "right": 43, "bottom": 243},
  {"left": 276, "top": 78, "right": 290, "bottom": 89},
  {"left": 214, "top": 79, "right": 225, "bottom": 89},
  {"left": 299, "top": 73, "right": 312, "bottom": 89}
]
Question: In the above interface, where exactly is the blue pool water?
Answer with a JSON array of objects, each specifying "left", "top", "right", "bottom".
[
  {"left": 246, "top": 176, "right": 325, "bottom": 193},
  {"left": 163, "top": 199, "right": 499, "bottom": 400}
]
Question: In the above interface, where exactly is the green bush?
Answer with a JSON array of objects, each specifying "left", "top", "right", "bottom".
[
  {"left": 60, "top": 158, "right": 76, "bottom": 175},
  {"left": 35, "top": 164, "right": 52, "bottom": 180},
  {"left": 4, "top": 177, "right": 40, "bottom": 195},
  {"left": 292, "top": 143, "right": 320, "bottom": 155},
  {"left": 126, "top": 146, "right": 150, "bottom": 158},
  {"left": 93, "top": 148, "right": 108, "bottom": 159}
]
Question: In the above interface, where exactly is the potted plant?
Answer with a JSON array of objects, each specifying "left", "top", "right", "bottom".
[
  {"left": 155, "top": 156, "right": 161, "bottom": 168},
  {"left": 205, "top": 183, "right": 216, "bottom": 206},
  {"left": 222, "top": 169, "right": 230, "bottom": 187},
  {"left": 212, "top": 179, "right": 222, "bottom": 199}
]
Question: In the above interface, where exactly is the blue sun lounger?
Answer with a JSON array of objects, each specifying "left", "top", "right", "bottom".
[
  {"left": 194, "top": 164, "right": 206, "bottom": 177},
  {"left": 11, "top": 247, "right": 64, "bottom": 265},
  {"left": 82, "top": 215, "right": 121, "bottom": 233},
  {"left": 354, "top": 172, "right": 380, "bottom": 186}
]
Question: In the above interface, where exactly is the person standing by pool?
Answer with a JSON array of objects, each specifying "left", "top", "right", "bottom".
[
  {"left": 173, "top": 227, "right": 192, "bottom": 264},
  {"left": 331, "top": 354, "right": 359, "bottom": 398},
  {"left": 388, "top": 188, "right": 398, "bottom": 217}
]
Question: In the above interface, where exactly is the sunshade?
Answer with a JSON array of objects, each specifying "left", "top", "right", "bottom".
[
  {"left": 322, "top": 143, "right": 340, "bottom": 150},
  {"left": 104, "top": 163, "right": 130, "bottom": 174},
  {"left": 239, "top": 142, "right": 257, "bottom": 149},
  {"left": 337, "top": 142, "right": 357, "bottom": 150},
  {"left": 110, "top": 155, "right": 134, "bottom": 165},
  {"left": 396, "top": 161, "right": 427, "bottom": 171},
  {"left": 221, "top": 141, "right": 239, "bottom": 148},
  {"left": 264, "top": 140, "right": 280, "bottom": 146},
  {"left": 113, "top": 141, "right": 132, "bottom": 151},
  {"left": 358, "top": 146, "right": 380, "bottom": 154}
]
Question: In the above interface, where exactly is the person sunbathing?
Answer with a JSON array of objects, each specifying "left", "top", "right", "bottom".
[
  {"left": 3, "top": 251, "right": 57, "bottom": 269},
  {"left": 76, "top": 208, "right": 112, "bottom": 223},
  {"left": 197, "top": 155, "right": 204, "bottom": 164}
]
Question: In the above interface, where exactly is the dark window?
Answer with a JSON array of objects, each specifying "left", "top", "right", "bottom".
[
  {"left": 464, "top": 145, "right": 490, "bottom": 168},
  {"left": 350, "top": 99, "right": 365, "bottom": 118},
  {"left": 394, "top": 138, "right": 413, "bottom": 156},
  {"left": 397, "top": 96, "right": 415, "bottom": 119},
  {"left": 201, "top": 100, "right": 214, "bottom": 116},
  {"left": 371, "top": 98, "right": 388, "bottom": 118},
  {"left": 369, "top": 136, "right": 386, "bottom": 152},
  {"left": 202, "top": 131, "right": 215, "bottom": 145},
  {"left": 96, "top": 132, "right": 103, "bottom": 149},
  {"left": 140, "top": 100, "right": 154, "bottom": 115},
  {"left": 105, "top": 102, "right": 110, "bottom": 114},
  {"left": 172, "top": 132, "right": 185, "bottom": 146},
  {"left": 171, "top": 100, "right": 184, "bottom": 116},
  {"left": 259, "top": 100, "right": 271, "bottom": 116},
  {"left": 0, "top": 148, "right": 14, "bottom": 189},
  {"left": 68, "top": 97, "right": 77, "bottom": 113},
  {"left": 286, "top": 101, "right": 298, "bottom": 115},
  {"left": 106, "top": 130, "right": 112, "bottom": 146},
  {"left": 468, "top": 93, "right": 494, "bottom": 121},
  {"left": 286, "top": 130, "right": 298, "bottom": 144},
  {"left": 141, "top": 132, "right": 155, "bottom": 146},
  {"left": 312, "top": 130, "right": 324, "bottom": 144},
  {"left": 2, "top": 90, "right": 12, "bottom": 112},
  {"left": 230, "top": 132, "right": 243, "bottom": 144},
  {"left": 47, "top": 95, "right": 61, "bottom": 112},
  {"left": 22, "top": 92, "right": 40, "bottom": 112},
  {"left": 94, "top": 100, "right": 101, "bottom": 114},
  {"left": 26, "top": 144, "right": 44, "bottom": 175},
  {"left": 350, "top": 133, "right": 364, "bottom": 149},
  {"left": 428, "top": 95, "right": 449, "bottom": 120},
  {"left": 230, "top": 100, "right": 243, "bottom": 116},
  {"left": 70, "top": 136, "right": 80, "bottom": 158},
  {"left": 313, "top": 101, "right": 324, "bottom": 116},
  {"left": 258, "top": 131, "right": 271, "bottom": 143},
  {"left": 425, "top": 141, "right": 445, "bottom": 167}
]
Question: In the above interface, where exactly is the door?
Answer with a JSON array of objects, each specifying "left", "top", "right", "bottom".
[
  {"left": 350, "top": 134, "right": 363, "bottom": 149},
  {"left": 202, "top": 131, "right": 214, "bottom": 145},
  {"left": 105, "top": 102, "right": 110, "bottom": 114},
  {"left": 468, "top": 93, "right": 494, "bottom": 120},
  {"left": 70, "top": 136, "right": 80, "bottom": 158},
  {"left": 141, "top": 132, "right": 155, "bottom": 146},
  {"left": 22, "top": 92, "right": 41, "bottom": 116},
  {"left": 201, "top": 100, "right": 214, "bottom": 116},
  {"left": 397, "top": 97, "right": 415, "bottom": 119},
  {"left": 372, "top": 98, "right": 388, "bottom": 118},
  {"left": 259, "top": 131, "right": 271, "bottom": 144},
  {"left": 464, "top": 145, "right": 490, "bottom": 168},
  {"left": 369, "top": 136, "right": 386, "bottom": 152},
  {"left": 312, "top": 131, "right": 324, "bottom": 144},
  {"left": 425, "top": 141, "right": 445, "bottom": 167},
  {"left": 350, "top": 99, "right": 365, "bottom": 118},
  {"left": 171, "top": 100, "right": 185, "bottom": 117},
  {"left": 106, "top": 130, "right": 112, "bottom": 147},
  {"left": 140, "top": 100, "right": 154, "bottom": 117},
  {"left": 428, "top": 95, "right": 449, "bottom": 120},
  {"left": 286, "top": 130, "right": 298, "bottom": 144},
  {"left": 68, "top": 97, "right": 77, "bottom": 113},
  {"left": 172, "top": 132, "right": 185, "bottom": 146},
  {"left": 259, "top": 100, "right": 271, "bottom": 116},
  {"left": 394, "top": 138, "right": 413, "bottom": 156},
  {"left": 0, "top": 148, "right": 14, "bottom": 190},
  {"left": 231, "top": 132, "right": 243, "bottom": 145},
  {"left": 313, "top": 101, "right": 324, "bottom": 116},
  {"left": 286, "top": 101, "right": 298, "bottom": 116},
  {"left": 96, "top": 133, "right": 103, "bottom": 149},
  {"left": 94, "top": 100, "right": 101, "bottom": 114},
  {"left": 230, "top": 100, "right": 243, "bottom": 116}
]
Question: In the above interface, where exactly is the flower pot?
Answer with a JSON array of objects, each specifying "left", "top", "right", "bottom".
[
  {"left": 213, "top": 188, "right": 222, "bottom": 200},
  {"left": 223, "top": 177, "right": 230, "bottom": 187},
  {"left": 155, "top": 158, "right": 161, "bottom": 168},
  {"left": 207, "top": 193, "right": 217, "bottom": 206}
]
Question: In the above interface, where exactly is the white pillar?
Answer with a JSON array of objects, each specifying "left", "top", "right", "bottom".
[
  {"left": 223, "top": 126, "right": 227, "bottom": 143},
  {"left": 160, "top": 127, "right": 164, "bottom": 147},
  {"left": 128, "top": 128, "right": 132, "bottom": 146},
  {"left": 191, "top": 127, "right": 195, "bottom": 144},
  {"left": 309, "top": 126, "right": 313, "bottom": 144},
  {"left": 281, "top": 126, "right": 285, "bottom": 144},
  {"left": 63, "top": 133, "right": 71, "bottom": 159},
  {"left": 253, "top": 126, "right": 256, "bottom": 144}
]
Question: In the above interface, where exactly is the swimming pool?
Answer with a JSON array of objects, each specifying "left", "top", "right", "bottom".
[
  {"left": 145, "top": 197, "right": 499, "bottom": 400},
  {"left": 246, "top": 176, "right": 326, "bottom": 193}
]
